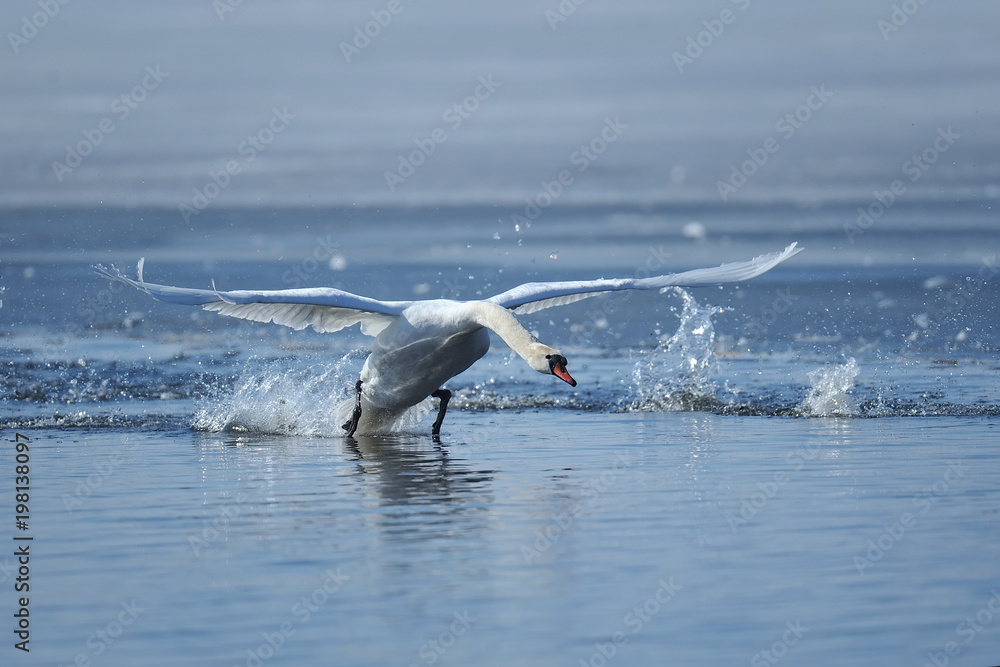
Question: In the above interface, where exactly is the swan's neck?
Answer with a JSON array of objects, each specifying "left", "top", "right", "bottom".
[{"left": 470, "top": 302, "right": 555, "bottom": 372}]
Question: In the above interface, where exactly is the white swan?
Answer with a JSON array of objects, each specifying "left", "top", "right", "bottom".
[{"left": 95, "top": 243, "right": 801, "bottom": 435}]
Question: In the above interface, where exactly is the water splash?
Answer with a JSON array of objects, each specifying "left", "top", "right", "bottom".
[
  {"left": 625, "top": 288, "right": 725, "bottom": 412},
  {"left": 798, "top": 357, "right": 860, "bottom": 417},
  {"left": 192, "top": 354, "right": 362, "bottom": 436}
]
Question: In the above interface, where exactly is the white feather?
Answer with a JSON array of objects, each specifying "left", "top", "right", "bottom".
[{"left": 488, "top": 243, "right": 802, "bottom": 313}]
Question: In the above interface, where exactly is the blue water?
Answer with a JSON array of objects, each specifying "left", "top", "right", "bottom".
[
  {"left": 2, "top": 209, "right": 999, "bottom": 667},
  {"left": 7, "top": 414, "right": 998, "bottom": 667},
  {"left": 3, "top": 1, "right": 1000, "bottom": 665}
]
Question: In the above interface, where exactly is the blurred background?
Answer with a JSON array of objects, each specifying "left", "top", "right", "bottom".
[{"left": 1, "top": 0, "right": 997, "bottom": 210}]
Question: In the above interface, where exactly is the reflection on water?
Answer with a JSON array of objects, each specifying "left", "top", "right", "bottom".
[
  {"left": 344, "top": 433, "right": 495, "bottom": 514},
  {"left": 193, "top": 430, "right": 497, "bottom": 557}
]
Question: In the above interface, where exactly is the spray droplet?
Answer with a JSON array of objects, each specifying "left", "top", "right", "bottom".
[
  {"left": 682, "top": 221, "right": 706, "bottom": 240},
  {"left": 328, "top": 253, "right": 348, "bottom": 271}
]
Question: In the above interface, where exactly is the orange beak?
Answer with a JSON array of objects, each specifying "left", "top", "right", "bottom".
[{"left": 550, "top": 356, "right": 577, "bottom": 387}]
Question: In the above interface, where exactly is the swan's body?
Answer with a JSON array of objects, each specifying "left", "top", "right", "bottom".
[{"left": 96, "top": 243, "right": 801, "bottom": 435}]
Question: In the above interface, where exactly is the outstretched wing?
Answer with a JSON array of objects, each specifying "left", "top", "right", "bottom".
[
  {"left": 487, "top": 243, "right": 802, "bottom": 315},
  {"left": 94, "top": 259, "right": 409, "bottom": 336}
]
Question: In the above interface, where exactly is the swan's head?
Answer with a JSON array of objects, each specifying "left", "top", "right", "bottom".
[{"left": 529, "top": 344, "right": 577, "bottom": 387}]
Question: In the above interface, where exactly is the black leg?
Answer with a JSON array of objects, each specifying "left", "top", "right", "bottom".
[
  {"left": 430, "top": 389, "right": 451, "bottom": 436},
  {"left": 342, "top": 380, "right": 363, "bottom": 436}
]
